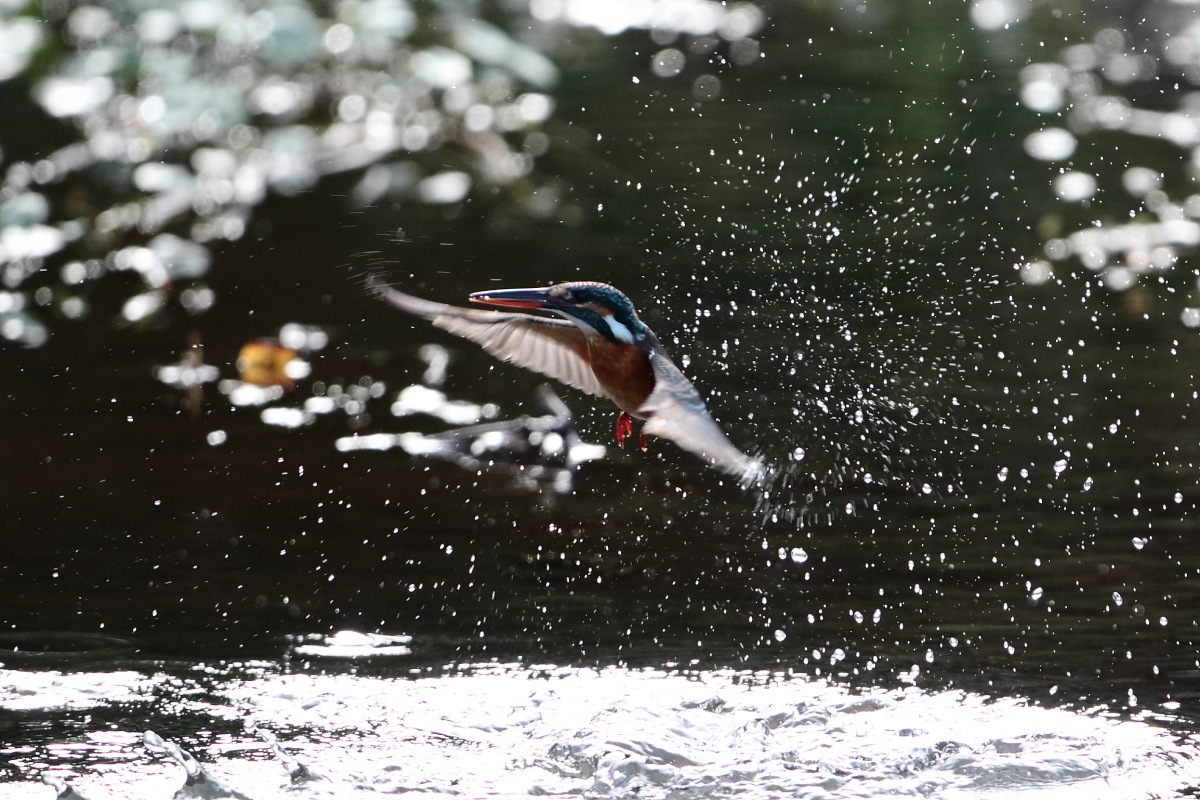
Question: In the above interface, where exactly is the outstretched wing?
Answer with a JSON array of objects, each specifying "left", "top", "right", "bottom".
[
  {"left": 638, "top": 348, "right": 762, "bottom": 478},
  {"left": 370, "top": 280, "right": 609, "bottom": 401}
]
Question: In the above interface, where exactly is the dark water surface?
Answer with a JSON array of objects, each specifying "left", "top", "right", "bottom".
[{"left": 3, "top": 0, "right": 1200, "bottom": 795}]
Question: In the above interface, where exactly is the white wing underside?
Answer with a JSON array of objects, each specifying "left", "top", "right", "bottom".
[
  {"left": 639, "top": 350, "right": 761, "bottom": 476},
  {"left": 372, "top": 283, "right": 610, "bottom": 401}
]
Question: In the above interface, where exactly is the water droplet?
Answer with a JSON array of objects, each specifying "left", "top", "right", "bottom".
[
  {"left": 1054, "top": 171, "right": 1097, "bottom": 202},
  {"left": 650, "top": 48, "right": 685, "bottom": 78},
  {"left": 691, "top": 74, "right": 720, "bottom": 101},
  {"left": 1024, "top": 128, "right": 1076, "bottom": 161}
]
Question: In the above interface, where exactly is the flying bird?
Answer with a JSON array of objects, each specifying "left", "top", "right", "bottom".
[{"left": 368, "top": 278, "right": 761, "bottom": 477}]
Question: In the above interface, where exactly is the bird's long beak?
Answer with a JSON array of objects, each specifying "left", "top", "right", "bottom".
[{"left": 469, "top": 287, "right": 565, "bottom": 310}]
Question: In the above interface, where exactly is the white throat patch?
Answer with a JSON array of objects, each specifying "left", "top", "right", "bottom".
[{"left": 604, "top": 315, "right": 636, "bottom": 343}]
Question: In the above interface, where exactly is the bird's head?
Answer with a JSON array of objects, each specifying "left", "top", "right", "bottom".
[{"left": 470, "top": 281, "right": 647, "bottom": 345}]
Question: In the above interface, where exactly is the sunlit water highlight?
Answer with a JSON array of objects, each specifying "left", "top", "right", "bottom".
[{"left": 3, "top": 662, "right": 1197, "bottom": 799}]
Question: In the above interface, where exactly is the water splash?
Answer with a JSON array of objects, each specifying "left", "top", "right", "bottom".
[
  {"left": 10, "top": 665, "right": 1197, "bottom": 799},
  {"left": 143, "top": 731, "right": 253, "bottom": 800}
]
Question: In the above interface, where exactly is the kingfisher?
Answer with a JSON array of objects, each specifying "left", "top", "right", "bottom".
[{"left": 368, "top": 278, "right": 761, "bottom": 478}]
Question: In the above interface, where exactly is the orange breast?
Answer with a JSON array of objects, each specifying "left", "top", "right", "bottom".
[{"left": 586, "top": 339, "right": 656, "bottom": 417}]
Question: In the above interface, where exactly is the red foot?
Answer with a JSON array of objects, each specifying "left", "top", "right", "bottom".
[
  {"left": 639, "top": 431, "right": 648, "bottom": 451},
  {"left": 616, "top": 412, "right": 633, "bottom": 447}
]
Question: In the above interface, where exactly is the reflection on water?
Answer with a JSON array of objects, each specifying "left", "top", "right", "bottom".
[
  {"left": 0, "top": 0, "right": 570, "bottom": 346},
  {"left": 5, "top": 663, "right": 1198, "bottom": 799},
  {"left": 1018, "top": 22, "right": 1200, "bottom": 316},
  {"left": 0, "top": 0, "right": 770, "bottom": 346},
  {"left": 336, "top": 383, "right": 608, "bottom": 493}
]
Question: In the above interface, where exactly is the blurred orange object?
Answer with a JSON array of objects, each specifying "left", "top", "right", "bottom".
[{"left": 237, "top": 339, "right": 298, "bottom": 388}]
